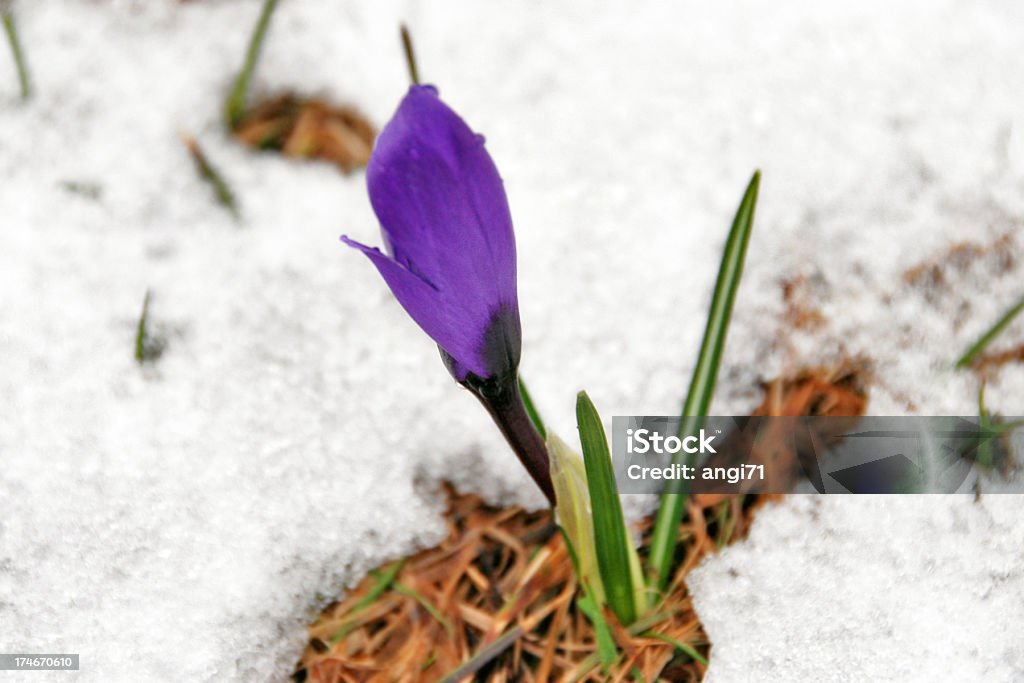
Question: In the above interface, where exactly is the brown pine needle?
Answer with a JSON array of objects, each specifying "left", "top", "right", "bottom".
[
  {"left": 298, "top": 368, "right": 870, "bottom": 682},
  {"left": 296, "top": 486, "right": 715, "bottom": 683}
]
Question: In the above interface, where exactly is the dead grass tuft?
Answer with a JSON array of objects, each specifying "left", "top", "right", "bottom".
[
  {"left": 692, "top": 360, "right": 868, "bottom": 509},
  {"left": 296, "top": 364, "right": 868, "bottom": 681},
  {"left": 903, "top": 233, "right": 1017, "bottom": 307},
  {"left": 231, "top": 94, "right": 376, "bottom": 174},
  {"left": 294, "top": 484, "right": 721, "bottom": 682},
  {"left": 780, "top": 274, "right": 827, "bottom": 332},
  {"left": 965, "top": 344, "right": 1024, "bottom": 374},
  {"left": 755, "top": 360, "right": 868, "bottom": 419}
]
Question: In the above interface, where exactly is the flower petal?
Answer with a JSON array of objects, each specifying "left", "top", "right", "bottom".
[
  {"left": 367, "top": 85, "right": 518, "bottom": 331},
  {"left": 341, "top": 235, "right": 499, "bottom": 378}
]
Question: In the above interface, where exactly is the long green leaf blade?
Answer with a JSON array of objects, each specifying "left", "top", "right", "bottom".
[
  {"left": 225, "top": 0, "right": 280, "bottom": 128},
  {"left": 329, "top": 559, "right": 405, "bottom": 642},
  {"left": 350, "top": 560, "right": 404, "bottom": 614},
  {"left": 550, "top": 433, "right": 604, "bottom": 604},
  {"left": 647, "top": 170, "right": 761, "bottom": 591},
  {"left": 557, "top": 526, "right": 618, "bottom": 671},
  {"left": 577, "top": 590, "right": 619, "bottom": 670},
  {"left": 639, "top": 630, "right": 709, "bottom": 665},
  {"left": 520, "top": 376, "right": 547, "bottom": 439},
  {"left": 2, "top": 9, "right": 31, "bottom": 100},
  {"left": 955, "top": 294, "right": 1024, "bottom": 368},
  {"left": 393, "top": 581, "right": 454, "bottom": 638},
  {"left": 134, "top": 289, "right": 152, "bottom": 364},
  {"left": 576, "top": 391, "right": 636, "bottom": 625}
]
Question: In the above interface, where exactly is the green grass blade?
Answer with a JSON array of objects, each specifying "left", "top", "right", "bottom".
[
  {"left": 972, "top": 384, "right": 1024, "bottom": 470},
  {"left": 647, "top": 170, "right": 761, "bottom": 591},
  {"left": 568, "top": 611, "right": 675, "bottom": 681},
  {"left": 2, "top": 9, "right": 30, "bottom": 100},
  {"left": 350, "top": 560, "right": 404, "bottom": 613},
  {"left": 977, "top": 383, "right": 994, "bottom": 468},
  {"left": 183, "top": 136, "right": 241, "bottom": 220},
  {"left": 576, "top": 391, "right": 636, "bottom": 625},
  {"left": 393, "top": 581, "right": 454, "bottom": 638},
  {"left": 577, "top": 590, "right": 619, "bottom": 671},
  {"left": 550, "top": 433, "right": 604, "bottom": 604},
  {"left": 955, "top": 294, "right": 1024, "bottom": 369},
  {"left": 985, "top": 420, "right": 1024, "bottom": 434},
  {"left": 639, "top": 630, "right": 709, "bottom": 666},
  {"left": 329, "top": 559, "right": 404, "bottom": 642},
  {"left": 225, "top": 0, "right": 280, "bottom": 128},
  {"left": 519, "top": 376, "right": 546, "bottom": 439},
  {"left": 557, "top": 525, "right": 618, "bottom": 671},
  {"left": 135, "top": 289, "right": 152, "bottom": 364}
]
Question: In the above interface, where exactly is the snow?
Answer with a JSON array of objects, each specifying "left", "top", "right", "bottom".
[
  {"left": 688, "top": 496, "right": 1024, "bottom": 682},
  {"left": 0, "top": 0, "right": 1021, "bottom": 680}
]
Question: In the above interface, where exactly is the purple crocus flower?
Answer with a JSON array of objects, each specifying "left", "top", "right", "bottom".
[{"left": 342, "top": 85, "right": 553, "bottom": 504}]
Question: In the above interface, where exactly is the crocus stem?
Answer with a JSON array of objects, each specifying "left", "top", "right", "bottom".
[{"left": 468, "top": 374, "right": 555, "bottom": 505}]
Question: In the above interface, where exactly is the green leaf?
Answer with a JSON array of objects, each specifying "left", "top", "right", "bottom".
[
  {"left": 557, "top": 526, "right": 618, "bottom": 673},
  {"left": 576, "top": 391, "right": 637, "bottom": 625},
  {"left": 577, "top": 589, "right": 619, "bottom": 671},
  {"left": 329, "top": 559, "right": 404, "bottom": 642},
  {"left": 567, "top": 610, "right": 676, "bottom": 681},
  {"left": 225, "top": 0, "right": 280, "bottom": 128},
  {"left": 350, "top": 560, "right": 404, "bottom": 614},
  {"left": 183, "top": 136, "right": 241, "bottom": 220},
  {"left": 1, "top": 9, "right": 31, "bottom": 100},
  {"left": 393, "top": 580, "right": 454, "bottom": 638},
  {"left": 520, "top": 376, "right": 547, "bottom": 439},
  {"left": 955, "top": 294, "right": 1024, "bottom": 369},
  {"left": 648, "top": 170, "right": 761, "bottom": 591},
  {"left": 134, "top": 289, "right": 152, "bottom": 364},
  {"left": 639, "top": 630, "right": 709, "bottom": 666},
  {"left": 549, "top": 433, "right": 603, "bottom": 604},
  {"left": 977, "top": 383, "right": 994, "bottom": 469},
  {"left": 972, "top": 384, "right": 1024, "bottom": 470}
]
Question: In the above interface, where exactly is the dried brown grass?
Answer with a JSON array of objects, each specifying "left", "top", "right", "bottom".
[
  {"left": 294, "top": 486, "right": 740, "bottom": 683},
  {"left": 232, "top": 94, "right": 376, "bottom": 174},
  {"left": 692, "top": 360, "right": 868, "bottom": 508},
  {"left": 295, "top": 364, "right": 867, "bottom": 682}
]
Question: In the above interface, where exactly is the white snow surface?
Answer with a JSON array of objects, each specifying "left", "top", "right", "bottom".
[
  {"left": 689, "top": 496, "right": 1024, "bottom": 682},
  {"left": 0, "top": 0, "right": 1022, "bottom": 680}
]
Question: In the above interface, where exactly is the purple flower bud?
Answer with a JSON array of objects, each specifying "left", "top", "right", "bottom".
[
  {"left": 342, "top": 85, "right": 521, "bottom": 383},
  {"left": 343, "top": 85, "right": 552, "bottom": 504}
]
